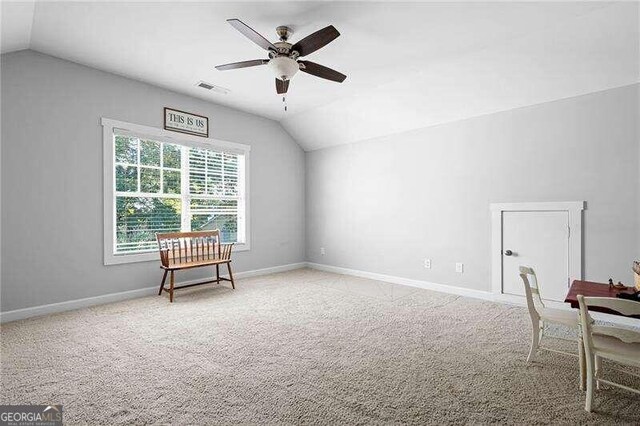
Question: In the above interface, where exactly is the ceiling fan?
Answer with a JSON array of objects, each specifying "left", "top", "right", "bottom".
[{"left": 216, "top": 19, "right": 346, "bottom": 95}]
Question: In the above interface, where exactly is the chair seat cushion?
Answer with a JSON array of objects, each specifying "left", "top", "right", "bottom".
[
  {"left": 540, "top": 307, "right": 579, "bottom": 328},
  {"left": 592, "top": 334, "right": 640, "bottom": 365}
]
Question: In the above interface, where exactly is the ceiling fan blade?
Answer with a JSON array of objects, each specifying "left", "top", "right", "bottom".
[
  {"left": 276, "top": 78, "right": 290, "bottom": 94},
  {"left": 227, "top": 19, "right": 277, "bottom": 51},
  {"left": 291, "top": 25, "right": 340, "bottom": 57},
  {"left": 215, "top": 59, "right": 269, "bottom": 71},
  {"left": 298, "top": 61, "right": 346, "bottom": 83}
]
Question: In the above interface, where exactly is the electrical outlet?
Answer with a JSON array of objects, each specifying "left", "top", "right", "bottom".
[
  {"left": 456, "top": 262, "right": 464, "bottom": 273},
  {"left": 423, "top": 258, "right": 431, "bottom": 269},
  {"left": 320, "top": 247, "right": 326, "bottom": 256}
]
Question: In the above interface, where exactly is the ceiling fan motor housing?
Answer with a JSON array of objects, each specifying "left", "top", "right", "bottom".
[{"left": 268, "top": 56, "right": 299, "bottom": 81}]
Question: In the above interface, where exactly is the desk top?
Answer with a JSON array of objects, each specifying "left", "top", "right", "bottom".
[{"left": 565, "top": 280, "right": 638, "bottom": 318}]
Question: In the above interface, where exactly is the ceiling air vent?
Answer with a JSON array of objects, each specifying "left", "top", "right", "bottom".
[{"left": 196, "top": 81, "right": 230, "bottom": 94}]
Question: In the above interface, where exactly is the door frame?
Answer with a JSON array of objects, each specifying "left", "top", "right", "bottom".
[{"left": 490, "top": 201, "right": 584, "bottom": 299}]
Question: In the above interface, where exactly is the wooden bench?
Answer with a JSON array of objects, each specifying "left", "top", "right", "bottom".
[{"left": 156, "top": 230, "right": 235, "bottom": 302}]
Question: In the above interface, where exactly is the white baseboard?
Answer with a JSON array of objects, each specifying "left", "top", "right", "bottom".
[
  {"left": 306, "top": 262, "right": 493, "bottom": 301},
  {"left": 0, "top": 286, "right": 158, "bottom": 324},
  {"left": 4, "top": 261, "right": 636, "bottom": 330},
  {"left": 234, "top": 262, "right": 307, "bottom": 279},
  {"left": 0, "top": 262, "right": 306, "bottom": 324},
  {"left": 306, "top": 262, "right": 639, "bottom": 329}
]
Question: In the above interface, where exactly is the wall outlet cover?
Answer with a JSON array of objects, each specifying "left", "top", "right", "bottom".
[{"left": 456, "top": 262, "right": 464, "bottom": 273}]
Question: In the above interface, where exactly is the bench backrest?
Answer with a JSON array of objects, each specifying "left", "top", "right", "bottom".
[{"left": 156, "top": 230, "right": 232, "bottom": 267}]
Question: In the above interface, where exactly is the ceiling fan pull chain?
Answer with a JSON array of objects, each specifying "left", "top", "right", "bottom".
[{"left": 283, "top": 95, "right": 287, "bottom": 112}]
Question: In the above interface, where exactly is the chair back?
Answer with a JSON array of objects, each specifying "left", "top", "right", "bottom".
[
  {"left": 519, "top": 266, "right": 546, "bottom": 319},
  {"left": 156, "top": 230, "right": 231, "bottom": 267},
  {"left": 577, "top": 296, "right": 640, "bottom": 348}
]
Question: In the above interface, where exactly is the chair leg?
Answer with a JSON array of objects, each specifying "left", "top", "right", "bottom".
[
  {"left": 585, "top": 353, "right": 595, "bottom": 412},
  {"left": 595, "top": 355, "right": 602, "bottom": 390},
  {"left": 216, "top": 264, "right": 220, "bottom": 283},
  {"left": 158, "top": 270, "right": 168, "bottom": 296},
  {"left": 227, "top": 262, "right": 235, "bottom": 289},
  {"left": 579, "top": 337, "right": 586, "bottom": 391},
  {"left": 527, "top": 318, "right": 540, "bottom": 362},
  {"left": 169, "top": 271, "right": 175, "bottom": 303}
]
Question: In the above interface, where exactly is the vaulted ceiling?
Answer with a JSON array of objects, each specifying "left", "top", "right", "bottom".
[{"left": 2, "top": 1, "right": 638, "bottom": 151}]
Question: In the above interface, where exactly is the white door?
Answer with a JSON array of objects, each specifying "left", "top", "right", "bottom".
[{"left": 502, "top": 211, "right": 569, "bottom": 302}]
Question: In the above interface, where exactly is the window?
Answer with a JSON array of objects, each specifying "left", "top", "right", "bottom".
[{"left": 103, "top": 118, "right": 250, "bottom": 265}]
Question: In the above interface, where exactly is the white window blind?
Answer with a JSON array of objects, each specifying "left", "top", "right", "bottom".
[
  {"left": 112, "top": 131, "right": 246, "bottom": 255},
  {"left": 188, "top": 148, "right": 243, "bottom": 244}
]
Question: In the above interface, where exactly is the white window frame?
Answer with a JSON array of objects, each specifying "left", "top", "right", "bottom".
[{"left": 102, "top": 118, "right": 251, "bottom": 265}]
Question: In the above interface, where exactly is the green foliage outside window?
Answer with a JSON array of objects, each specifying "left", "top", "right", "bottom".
[
  {"left": 115, "top": 135, "right": 137, "bottom": 164},
  {"left": 163, "top": 144, "right": 181, "bottom": 169},
  {"left": 140, "top": 168, "right": 161, "bottom": 193},
  {"left": 115, "top": 165, "right": 137, "bottom": 192},
  {"left": 116, "top": 197, "right": 181, "bottom": 252},
  {"left": 140, "top": 140, "right": 161, "bottom": 166}
]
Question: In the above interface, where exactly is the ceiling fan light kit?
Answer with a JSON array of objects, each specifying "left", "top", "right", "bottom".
[
  {"left": 268, "top": 56, "right": 299, "bottom": 81},
  {"left": 216, "top": 19, "right": 346, "bottom": 97}
]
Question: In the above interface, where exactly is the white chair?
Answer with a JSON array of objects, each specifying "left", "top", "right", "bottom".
[
  {"left": 519, "top": 266, "right": 585, "bottom": 388},
  {"left": 577, "top": 295, "right": 640, "bottom": 412}
]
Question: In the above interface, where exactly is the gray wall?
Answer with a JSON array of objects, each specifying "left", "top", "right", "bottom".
[
  {"left": 306, "top": 84, "right": 640, "bottom": 291},
  {"left": 2, "top": 50, "right": 638, "bottom": 312},
  {"left": 1, "top": 50, "right": 305, "bottom": 312}
]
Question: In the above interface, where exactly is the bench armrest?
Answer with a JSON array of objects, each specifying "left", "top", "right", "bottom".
[{"left": 158, "top": 248, "right": 170, "bottom": 267}]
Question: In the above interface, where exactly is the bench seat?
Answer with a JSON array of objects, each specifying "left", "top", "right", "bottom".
[{"left": 162, "top": 257, "right": 231, "bottom": 270}]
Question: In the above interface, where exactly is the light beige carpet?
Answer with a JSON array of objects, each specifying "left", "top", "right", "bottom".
[{"left": 1, "top": 268, "right": 638, "bottom": 424}]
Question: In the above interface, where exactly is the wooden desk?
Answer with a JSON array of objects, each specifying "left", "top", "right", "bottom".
[{"left": 565, "top": 280, "right": 639, "bottom": 318}]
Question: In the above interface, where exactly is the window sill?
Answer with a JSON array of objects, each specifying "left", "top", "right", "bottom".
[{"left": 104, "top": 243, "right": 250, "bottom": 266}]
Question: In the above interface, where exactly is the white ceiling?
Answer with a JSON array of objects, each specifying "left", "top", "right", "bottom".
[
  {"left": 0, "top": 1, "right": 34, "bottom": 53},
  {"left": 2, "top": 1, "right": 638, "bottom": 151}
]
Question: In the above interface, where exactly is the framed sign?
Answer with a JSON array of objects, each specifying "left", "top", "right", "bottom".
[{"left": 164, "top": 107, "right": 209, "bottom": 137}]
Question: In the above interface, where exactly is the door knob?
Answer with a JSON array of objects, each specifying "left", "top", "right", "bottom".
[{"left": 504, "top": 250, "right": 513, "bottom": 256}]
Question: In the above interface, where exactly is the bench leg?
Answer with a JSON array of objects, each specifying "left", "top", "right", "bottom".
[
  {"left": 158, "top": 270, "right": 168, "bottom": 296},
  {"left": 216, "top": 264, "right": 220, "bottom": 283},
  {"left": 169, "top": 271, "right": 175, "bottom": 303},
  {"left": 227, "top": 262, "right": 235, "bottom": 289}
]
